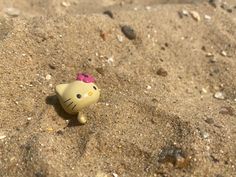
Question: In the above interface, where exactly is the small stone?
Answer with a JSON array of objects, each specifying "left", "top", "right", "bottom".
[
  {"left": 190, "top": 11, "right": 201, "bottom": 21},
  {"left": 45, "top": 74, "right": 52, "bottom": 80},
  {"left": 27, "top": 117, "right": 32, "bottom": 121},
  {"left": 35, "top": 171, "right": 46, "bottom": 177},
  {"left": 147, "top": 85, "right": 152, "bottom": 90},
  {"left": 61, "top": 2, "right": 70, "bottom": 7},
  {"left": 206, "top": 52, "right": 214, "bottom": 57},
  {"left": 112, "top": 173, "right": 118, "bottom": 177},
  {"left": 4, "top": 7, "right": 20, "bottom": 17},
  {"left": 0, "top": 135, "right": 6, "bottom": 140},
  {"left": 214, "top": 92, "right": 225, "bottom": 100},
  {"left": 201, "top": 131, "right": 209, "bottom": 139},
  {"left": 96, "top": 67, "right": 105, "bottom": 76},
  {"left": 220, "top": 3, "right": 232, "bottom": 13},
  {"left": 103, "top": 10, "right": 114, "bottom": 19},
  {"left": 158, "top": 146, "right": 190, "bottom": 169},
  {"left": 201, "top": 88, "right": 207, "bottom": 93},
  {"left": 107, "top": 56, "right": 114, "bottom": 64},
  {"left": 121, "top": 25, "right": 136, "bottom": 40},
  {"left": 179, "top": 9, "right": 189, "bottom": 18},
  {"left": 219, "top": 106, "right": 234, "bottom": 116},
  {"left": 204, "top": 117, "right": 214, "bottom": 124},
  {"left": 156, "top": 68, "right": 168, "bottom": 77},
  {"left": 209, "top": 58, "right": 217, "bottom": 63},
  {"left": 209, "top": 0, "right": 222, "bottom": 8},
  {"left": 226, "top": 8, "right": 233, "bottom": 13},
  {"left": 48, "top": 64, "right": 56, "bottom": 69},
  {"left": 47, "top": 127, "right": 53, "bottom": 132},
  {"left": 204, "top": 15, "right": 211, "bottom": 20},
  {"left": 56, "top": 130, "right": 63, "bottom": 135},
  {"left": 117, "top": 35, "right": 123, "bottom": 42},
  {"left": 220, "top": 50, "right": 227, "bottom": 56}
]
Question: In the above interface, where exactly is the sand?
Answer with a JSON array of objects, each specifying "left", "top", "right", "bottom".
[{"left": 0, "top": 0, "right": 236, "bottom": 177}]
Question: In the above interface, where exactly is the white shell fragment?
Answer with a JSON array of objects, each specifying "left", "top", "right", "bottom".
[
  {"left": 190, "top": 11, "right": 201, "bottom": 21},
  {"left": 214, "top": 92, "right": 225, "bottom": 100}
]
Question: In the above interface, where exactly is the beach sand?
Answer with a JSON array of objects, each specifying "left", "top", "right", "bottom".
[{"left": 0, "top": 0, "right": 236, "bottom": 176}]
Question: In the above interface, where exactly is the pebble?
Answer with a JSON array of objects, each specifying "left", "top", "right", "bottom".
[
  {"left": 209, "top": 58, "right": 217, "bottom": 63},
  {"left": 209, "top": 0, "right": 222, "bottom": 8},
  {"left": 117, "top": 35, "right": 123, "bottom": 42},
  {"left": 158, "top": 146, "right": 190, "bottom": 168},
  {"left": 221, "top": 3, "right": 232, "bottom": 13},
  {"left": 220, "top": 50, "right": 227, "bottom": 56},
  {"left": 112, "top": 173, "right": 118, "bottom": 177},
  {"left": 107, "top": 56, "right": 114, "bottom": 64},
  {"left": 156, "top": 68, "right": 168, "bottom": 77},
  {"left": 103, "top": 10, "right": 114, "bottom": 19},
  {"left": 201, "top": 88, "right": 207, "bottom": 93},
  {"left": 121, "top": 25, "right": 136, "bottom": 40},
  {"left": 214, "top": 91, "right": 225, "bottom": 100},
  {"left": 190, "top": 11, "right": 201, "bottom": 21},
  {"left": 48, "top": 64, "right": 56, "bottom": 70},
  {"left": 179, "top": 9, "right": 189, "bottom": 18},
  {"left": 96, "top": 67, "right": 105, "bottom": 75},
  {"left": 206, "top": 52, "right": 214, "bottom": 57},
  {"left": 61, "top": 2, "right": 71, "bottom": 7},
  {"left": 204, "top": 117, "right": 214, "bottom": 124},
  {"left": 4, "top": 7, "right": 20, "bottom": 17},
  {"left": 219, "top": 106, "right": 234, "bottom": 116},
  {"left": 0, "top": 135, "right": 6, "bottom": 140},
  {"left": 45, "top": 74, "right": 52, "bottom": 80},
  {"left": 201, "top": 131, "right": 209, "bottom": 139},
  {"left": 146, "top": 85, "right": 152, "bottom": 90},
  {"left": 204, "top": 15, "right": 211, "bottom": 20}
]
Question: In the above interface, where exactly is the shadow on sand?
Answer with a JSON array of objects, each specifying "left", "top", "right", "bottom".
[{"left": 45, "top": 95, "right": 82, "bottom": 127}]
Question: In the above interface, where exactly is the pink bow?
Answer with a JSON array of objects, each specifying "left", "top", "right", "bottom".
[{"left": 76, "top": 73, "right": 95, "bottom": 83}]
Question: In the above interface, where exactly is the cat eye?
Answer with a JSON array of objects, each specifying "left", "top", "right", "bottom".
[{"left": 76, "top": 94, "right": 82, "bottom": 99}]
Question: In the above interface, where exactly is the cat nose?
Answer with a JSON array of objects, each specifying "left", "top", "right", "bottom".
[{"left": 88, "top": 91, "right": 93, "bottom": 96}]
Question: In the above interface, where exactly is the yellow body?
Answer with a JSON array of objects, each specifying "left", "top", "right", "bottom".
[{"left": 55, "top": 81, "right": 100, "bottom": 116}]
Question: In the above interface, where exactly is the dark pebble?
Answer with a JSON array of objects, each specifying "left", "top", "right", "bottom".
[
  {"left": 96, "top": 67, "right": 105, "bottom": 76},
  {"left": 210, "top": 154, "right": 220, "bottom": 163},
  {"left": 209, "top": 0, "right": 221, "bottom": 8},
  {"left": 204, "top": 117, "right": 214, "bottom": 124},
  {"left": 158, "top": 146, "right": 190, "bottom": 168},
  {"left": 103, "top": 10, "right": 114, "bottom": 19},
  {"left": 219, "top": 106, "right": 234, "bottom": 116},
  {"left": 35, "top": 171, "right": 46, "bottom": 177},
  {"left": 48, "top": 64, "right": 56, "bottom": 70},
  {"left": 121, "top": 25, "right": 136, "bottom": 40},
  {"left": 201, "top": 46, "right": 206, "bottom": 51},
  {"left": 226, "top": 8, "right": 233, "bottom": 13},
  {"left": 156, "top": 68, "right": 168, "bottom": 77}
]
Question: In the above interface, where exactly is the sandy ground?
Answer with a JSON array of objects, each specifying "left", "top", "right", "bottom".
[{"left": 0, "top": 0, "right": 236, "bottom": 177}]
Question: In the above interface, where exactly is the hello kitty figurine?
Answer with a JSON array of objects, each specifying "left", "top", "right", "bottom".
[{"left": 56, "top": 73, "right": 100, "bottom": 124}]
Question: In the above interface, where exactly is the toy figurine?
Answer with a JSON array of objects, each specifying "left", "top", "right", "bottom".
[{"left": 56, "top": 73, "right": 100, "bottom": 124}]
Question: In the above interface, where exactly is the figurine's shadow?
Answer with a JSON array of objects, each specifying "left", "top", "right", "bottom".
[{"left": 45, "top": 95, "right": 81, "bottom": 127}]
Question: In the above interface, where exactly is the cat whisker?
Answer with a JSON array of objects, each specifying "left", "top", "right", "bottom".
[
  {"left": 72, "top": 104, "right": 77, "bottom": 110},
  {"left": 67, "top": 101, "right": 73, "bottom": 107},
  {"left": 64, "top": 98, "right": 71, "bottom": 103}
]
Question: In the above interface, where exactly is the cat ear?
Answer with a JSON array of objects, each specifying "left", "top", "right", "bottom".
[{"left": 55, "top": 84, "right": 68, "bottom": 96}]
